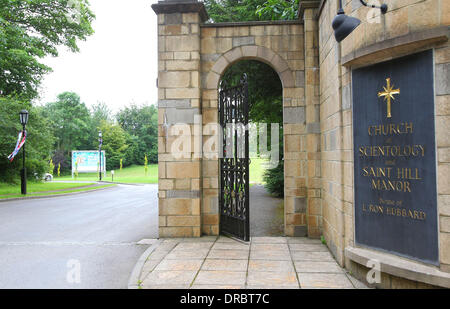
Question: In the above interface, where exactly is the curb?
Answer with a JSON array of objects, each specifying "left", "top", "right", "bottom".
[
  {"left": 0, "top": 185, "right": 117, "bottom": 203},
  {"left": 98, "top": 181, "right": 149, "bottom": 186},
  {"left": 128, "top": 239, "right": 163, "bottom": 289}
]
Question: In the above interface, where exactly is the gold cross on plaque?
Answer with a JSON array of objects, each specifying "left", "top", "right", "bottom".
[{"left": 378, "top": 78, "right": 400, "bottom": 118}]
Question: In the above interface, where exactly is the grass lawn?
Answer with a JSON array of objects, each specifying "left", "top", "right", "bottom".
[
  {"left": 249, "top": 157, "right": 270, "bottom": 185},
  {"left": 50, "top": 159, "right": 267, "bottom": 185},
  {"left": 0, "top": 159, "right": 269, "bottom": 198},
  {"left": 0, "top": 182, "right": 95, "bottom": 195},
  {"left": 56, "top": 164, "right": 158, "bottom": 184},
  {"left": 0, "top": 182, "right": 115, "bottom": 199}
]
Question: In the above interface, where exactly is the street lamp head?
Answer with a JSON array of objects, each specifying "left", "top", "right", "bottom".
[
  {"left": 332, "top": 0, "right": 388, "bottom": 43},
  {"left": 332, "top": 11, "right": 361, "bottom": 43},
  {"left": 19, "top": 110, "right": 29, "bottom": 126}
]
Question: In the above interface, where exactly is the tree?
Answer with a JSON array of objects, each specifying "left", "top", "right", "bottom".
[
  {"left": 88, "top": 101, "right": 112, "bottom": 150},
  {"left": 204, "top": 0, "right": 299, "bottom": 23},
  {"left": 222, "top": 61, "right": 284, "bottom": 196},
  {"left": 204, "top": 0, "right": 268, "bottom": 22},
  {"left": 42, "top": 92, "right": 92, "bottom": 171},
  {"left": 91, "top": 102, "right": 112, "bottom": 124},
  {"left": 0, "top": 96, "right": 54, "bottom": 182},
  {"left": 98, "top": 120, "right": 128, "bottom": 171},
  {"left": 205, "top": 0, "right": 289, "bottom": 196},
  {"left": 0, "top": 0, "right": 95, "bottom": 100},
  {"left": 221, "top": 60, "right": 282, "bottom": 124},
  {"left": 116, "top": 104, "right": 158, "bottom": 165},
  {"left": 256, "top": 0, "right": 300, "bottom": 21}
]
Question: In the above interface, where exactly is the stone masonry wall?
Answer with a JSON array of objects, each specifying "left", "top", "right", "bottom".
[
  {"left": 154, "top": 1, "right": 321, "bottom": 238},
  {"left": 318, "top": 0, "right": 450, "bottom": 272},
  {"left": 156, "top": 10, "right": 203, "bottom": 238},
  {"left": 318, "top": 0, "right": 349, "bottom": 265},
  {"left": 303, "top": 6, "right": 322, "bottom": 238},
  {"left": 200, "top": 21, "right": 313, "bottom": 237}
]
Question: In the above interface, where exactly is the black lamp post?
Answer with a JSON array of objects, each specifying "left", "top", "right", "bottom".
[
  {"left": 99, "top": 130, "right": 103, "bottom": 181},
  {"left": 19, "top": 110, "right": 29, "bottom": 195}
]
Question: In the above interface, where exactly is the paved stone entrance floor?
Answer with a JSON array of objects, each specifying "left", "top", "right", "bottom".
[{"left": 137, "top": 236, "right": 369, "bottom": 289}]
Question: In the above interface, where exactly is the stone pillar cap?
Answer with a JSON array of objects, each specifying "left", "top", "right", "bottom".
[
  {"left": 297, "top": 0, "right": 321, "bottom": 19},
  {"left": 152, "top": 0, "right": 209, "bottom": 22}
]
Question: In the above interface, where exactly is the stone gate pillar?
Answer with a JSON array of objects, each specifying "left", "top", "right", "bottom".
[
  {"left": 152, "top": 0, "right": 208, "bottom": 237},
  {"left": 300, "top": 1, "right": 322, "bottom": 238}
]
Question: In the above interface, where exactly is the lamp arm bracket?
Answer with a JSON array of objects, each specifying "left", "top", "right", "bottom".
[{"left": 359, "top": 0, "right": 388, "bottom": 14}]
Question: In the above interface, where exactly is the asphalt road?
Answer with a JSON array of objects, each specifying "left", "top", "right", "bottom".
[{"left": 0, "top": 184, "right": 158, "bottom": 289}]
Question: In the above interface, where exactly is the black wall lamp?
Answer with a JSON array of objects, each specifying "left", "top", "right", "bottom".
[{"left": 332, "top": 0, "right": 388, "bottom": 42}]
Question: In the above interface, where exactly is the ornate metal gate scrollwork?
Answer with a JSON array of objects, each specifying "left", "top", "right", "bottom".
[{"left": 219, "top": 74, "right": 250, "bottom": 241}]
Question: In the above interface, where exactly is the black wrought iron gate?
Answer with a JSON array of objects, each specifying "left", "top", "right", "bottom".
[{"left": 219, "top": 74, "right": 250, "bottom": 241}]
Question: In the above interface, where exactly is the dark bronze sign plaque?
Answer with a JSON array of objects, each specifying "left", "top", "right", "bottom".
[{"left": 352, "top": 50, "right": 439, "bottom": 265}]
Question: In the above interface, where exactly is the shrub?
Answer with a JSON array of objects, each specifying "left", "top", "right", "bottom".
[{"left": 263, "top": 161, "right": 284, "bottom": 197}]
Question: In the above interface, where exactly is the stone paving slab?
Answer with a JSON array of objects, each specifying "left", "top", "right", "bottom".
[
  {"left": 195, "top": 271, "right": 247, "bottom": 285},
  {"left": 294, "top": 261, "right": 344, "bottom": 273},
  {"left": 250, "top": 249, "right": 291, "bottom": 260},
  {"left": 252, "top": 237, "right": 288, "bottom": 244},
  {"left": 289, "top": 244, "right": 329, "bottom": 252},
  {"left": 174, "top": 242, "right": 214, "bottom": 251},
  {"left": 208, "top": 249, "right": 250, "bottom": 260},
  {"left": 291, "top": 251, "right": 335, "bottom": 261},
  {"left": 191, "top": 284, "right": 244, "bottom": 289},
  {"left": 143, "top": 284, "right": 191, "bottom": 289},
  {"left": 154, "top": 259, "right": 203, "bottom": 271},
  {"left": 287, "top": 237, "right": 322, "bottom": 244},
  {"left": 138, "top": 236, "right": 369, "bottom": 289},
  {"left": 212, "top": 242, "right": 250, "bottom": 250},
  {"left": 248, "top": 260, "right": 295, "bottom": 272},
  {"left": 165, "top": 249, "right": 210, "bottom": 260},
  {"left": 247, "top": 271, "right": 299, "bottom": 287},
  {"left": 297, "top": 273, "right": 355, "bottom": 289},
  {"left": 142, "top": 270, "right": 198, "bottom": 286},
  {"left": 251, "top": 243, "right": 289, "bottom": 251},
  {"left": 202, "top": 259, "right": 248, "bottom": 271}
]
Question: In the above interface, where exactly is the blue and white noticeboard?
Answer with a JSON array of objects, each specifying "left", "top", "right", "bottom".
[{"left": 72, "top": 151, "right": 106, "bottom": 177}]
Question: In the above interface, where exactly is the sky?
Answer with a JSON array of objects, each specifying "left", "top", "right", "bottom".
[{"left": 36, "top": 0, "right": 159, "bottom": 113}]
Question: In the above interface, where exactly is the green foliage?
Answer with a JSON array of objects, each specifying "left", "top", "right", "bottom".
[
  {"left": 98, "top": 120, "right": 128, "bottom": 171},
  {"left": 263, "top": 161, "right": 284, "bottom": 197},
  {"left": 0, "top": 181, "right": 95, "bottom": 195},
  {"left": 0, "top": 1, "right": 95, "bottom": 183},
  {"left": 37, "top": 94, "right": 158, "bottom": 174},
  {"left": 204, "top": 0, "right": 298, "bottom": 23},
  {"left": 0, "top": 96, "right": 54, "bottom": 183},
  {"left": 116, "top": 104, "right": 158, "bottom": 165},
  {"left": 91, "top": 102, "right": 112, "bottom": 124},
  {"left": 0, "top": 0, "right": 95, "bottom": 100},
  {"left": 256, "top": 0, "right": 300, "bottom": 21},
  {"left": 56, "top": 164, "right": 158, "bottom": 184},
  {"left": 221, "top": 61, "right": 282, "bottom": 124},
  {"left": 41, "top": 92, "right": 93, "bottom": 171},
  {"left": 204, "top": 0, "right": 268, "bottom": 23},
  {"left": 221, "top": 60, "right": 284, "bottom": 157}
]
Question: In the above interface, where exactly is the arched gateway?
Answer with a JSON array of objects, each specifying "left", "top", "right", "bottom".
[
  {"left": 150, "top": 0, "right": 450, "bottom": 289},
  {"left": 153, "top": 0, "right": 321, "bottom": 240}
]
